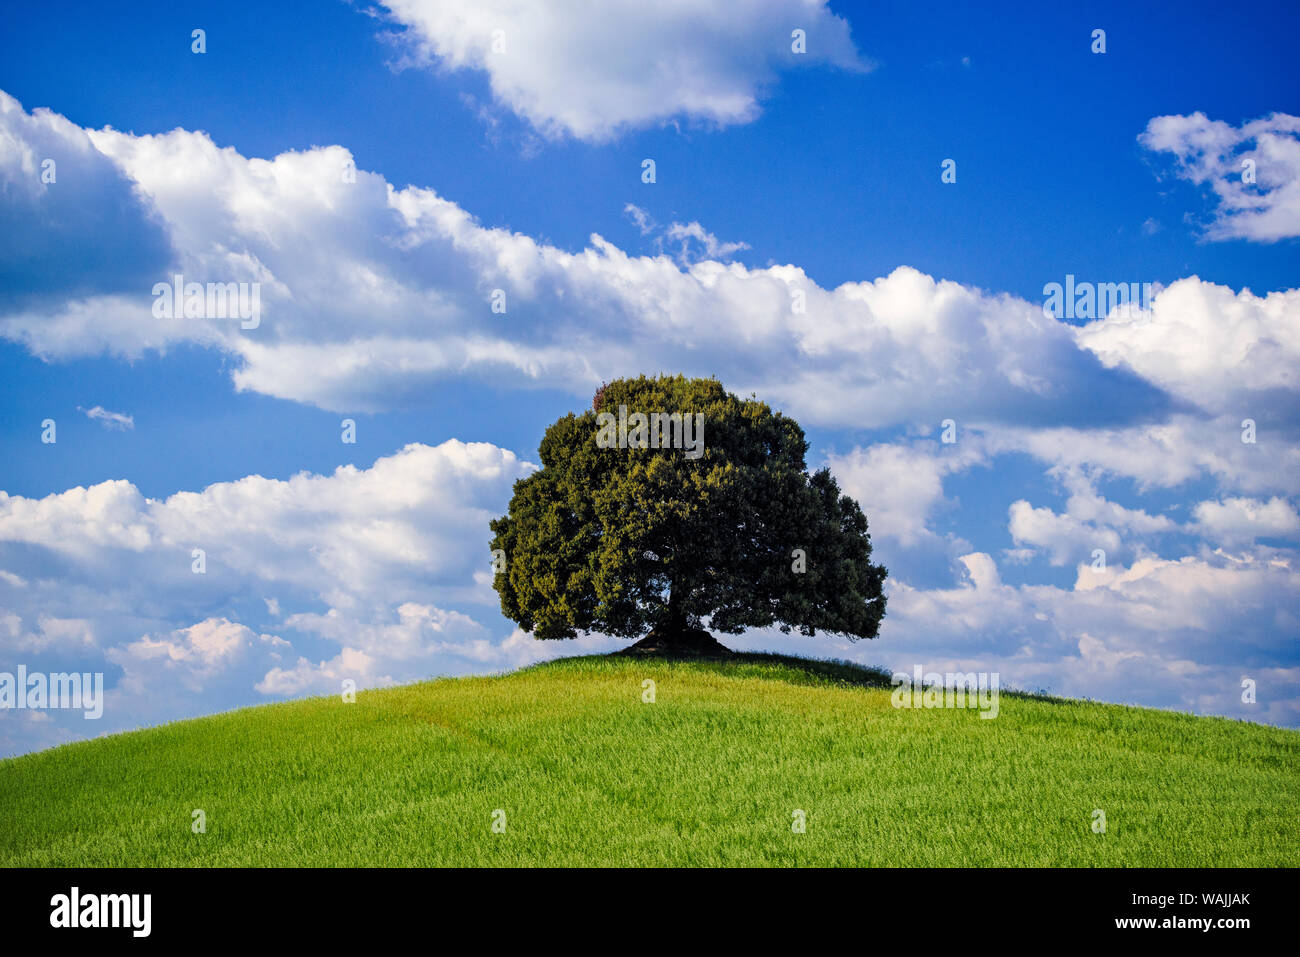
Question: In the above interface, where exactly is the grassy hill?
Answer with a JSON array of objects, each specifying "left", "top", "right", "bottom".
[{"left": 1, "top": 653, "right": 1296, "bottom": 867}]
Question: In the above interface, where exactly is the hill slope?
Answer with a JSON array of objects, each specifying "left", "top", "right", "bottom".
[{"left": 1, "top": 654, "right": 1296, "bottom": 866}]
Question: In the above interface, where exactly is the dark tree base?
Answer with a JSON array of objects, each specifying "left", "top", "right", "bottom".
[{"left": 615, "top": 625, "right": 734, "bottom": 658}]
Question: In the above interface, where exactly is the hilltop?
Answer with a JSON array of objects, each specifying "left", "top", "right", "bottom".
[{"left": 1, "top": 654, "right": 1295, "bottom": 866}]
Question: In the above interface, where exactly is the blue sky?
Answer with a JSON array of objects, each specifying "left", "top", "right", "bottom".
[{"left": 1, "top": 0, "right": 1298, "bottom": 756}]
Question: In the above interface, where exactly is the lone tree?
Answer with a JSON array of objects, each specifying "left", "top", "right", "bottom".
[{"left": 489, "top": 375, "right": 886, "bottom": 654}]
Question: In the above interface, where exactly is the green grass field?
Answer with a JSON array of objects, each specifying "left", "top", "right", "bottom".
[{"left": 2, "top": 653, "right": 1296, "bottom": 866}]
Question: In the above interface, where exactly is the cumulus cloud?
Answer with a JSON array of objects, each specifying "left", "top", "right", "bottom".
[
  {"left": 0, "top": 101, "right": 1166, "bottom": 425},
  {"left": 832, "top": 416, "right": 1300, "bottom": 569},
  {"left": 2, "top": 435, "right": 1298, "bottom": 754},
  {"left": 0, "top": 440, "right": 559, "bottom": 755},
  {"left": 827, "top": 440, "right": 984, "bottom": 547},
  {"left": 1140, "top": 111, "right": 1300, "bottom": 241},
  {"left": 375, "top": 0, "right": 868, "bottom": 141},
  {"left": 0, "top": 439, "right": 532, "bottom": 613},
  {"left": 0, "top": 91, "right": 172, "bottom": 312},
  {"left": 1008, "top": 468, "right": 1177, "bottom": 567},
  {"left": 1193, "top": 497, "right": 1300, "bottom": 547},
  {"left": 109, "top": 618, "right": 284, "bottom": 692},
  {"left": 5, "top": 444, "right": 1296, "bottom": 754},
  {"left": 1074, "top": 278, "right": 1300, "bottom": 420},
  {"left": 8, "top": 93, "right": 1297, "bottom": 439},
  {"left": 878, "top": 550, "right": 1300, "bottom": 726},
  {"left": 981, "top": 415, "right": 1300, "bottom": 497},
  {"left": 712, "top": 546, "right": 1300, "bottom": 727}
]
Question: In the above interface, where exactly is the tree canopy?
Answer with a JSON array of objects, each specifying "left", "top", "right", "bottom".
[{"left": 489, "top": 375, "right": 887, "bottom": 646}]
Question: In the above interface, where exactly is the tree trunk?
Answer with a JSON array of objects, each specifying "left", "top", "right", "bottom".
[
  {"left": 616, "top": 583, "right": 732, "bottom": 657},
  {"left": 664, "top": 582, "right": 687, "bottom": 638}
]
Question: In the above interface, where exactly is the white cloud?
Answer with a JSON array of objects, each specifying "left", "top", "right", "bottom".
[
  {"left": 832, "top": 418, "right": 1300, "bottom": 569},
  {"left": 981, "top": 415, "right": 1300, "bottom": 497},
  {"left": 2, "top": 433, "right": 1298, "bottom": 753},
  {"left": 878, "top": 550, "right": 1300, "bottom": 726},
  {"left": 1193, "top": 497, "right": 1300, "bottom": 546},
  {"left": 1074, "top": 277, "right": 1300, "bottom": 415},
  {"left": 827, "top": 440, "right": 984, "bottom": 547},
  {"left": 0, "top": 91, "right": 172, "bottom": 311},
  {"left": 1008, "top": 500, "right": 1123, "bottom": 568},
  {"left": 661, "top": 220, "right": 751, "bottom": 264},
  {"left": 1140, "top": 111, "right": 1300, "bottom": 241},
  {"left": 376, "top": 0, "right": 867, "bottom": 141},
  {"left": 624, "top": 205, "right": 752, "bottom": 265},
  {"left": 0, "top": 440, "right": 547, "bottom": 753},
  {"left": 5, "top": 93, "right": 1297, "bottom": 445},
  {"left": 624, "top": 202, "right": 654, "bottom": 235},
  {"left": 80, "top": 405, "right": 134, "bottom": 431},
  {"left": 714, "top": 546, "right": 1299, "bottom": 727},
  {"left": 1008, "top": 468, "right": 1176, "bottom": 567},
  {"left": 109, "top": 618, "right": 277, "bottom": 692}
]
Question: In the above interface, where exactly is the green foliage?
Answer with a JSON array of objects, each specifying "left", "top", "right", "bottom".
[
  {"left": 2, "top": 655, "right": 1296, "bottom": 867},
  {"left": 490, "top": 375, "right": 887, "bottom": 640}
]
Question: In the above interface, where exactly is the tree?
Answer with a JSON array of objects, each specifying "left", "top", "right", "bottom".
[{"left": 489, "top": 375, "right": 887, "bottom": 651}]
